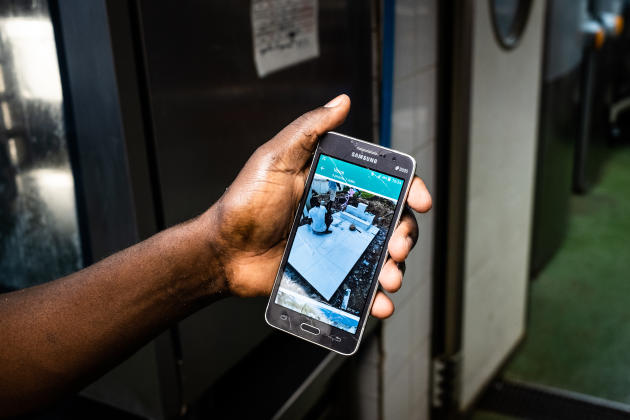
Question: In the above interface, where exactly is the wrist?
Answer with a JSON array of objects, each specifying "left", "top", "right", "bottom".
[
  {"left": 148, "top": 210, "right": 229, "bottom": 308},
  {"left": 195, "top": 204, "right": 231, "bottom": 299}
]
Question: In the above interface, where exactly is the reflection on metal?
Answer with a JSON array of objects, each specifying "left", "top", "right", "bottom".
[
  {"left": 7, "top": 138, "right": 18, "bottom": 166},
  {"left": 0, "top": 0, "right": 82, "bottom": 291},
  {"left": 573, "top": 0, "right": 626, "bottom": 193},
  {"left": 490, "top": 0, "right": 533, "bottom": 49},
  {"left": 530, "top": 0, "right": 587, "bottom": 275},
  {"left": 1, "top": 101, "right": 12, "bottom": 128},
  {"left": 0, "top": 17, "right": 63, "bottom": 102},
  {"left": 0, "top": 64, "right": 5, "bottom": 92}
]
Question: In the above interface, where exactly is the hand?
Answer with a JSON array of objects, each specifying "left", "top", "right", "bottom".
[{"left": 205, "top": 94, "right": 432, "bottom": 318}]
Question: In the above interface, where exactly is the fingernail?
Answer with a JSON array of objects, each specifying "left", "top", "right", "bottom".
[{"left": 324, "top": 95, "right": 344, "bottom": 108}]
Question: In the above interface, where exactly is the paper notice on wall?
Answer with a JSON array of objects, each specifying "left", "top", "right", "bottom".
[{"left": 251, "top": 0, "right": 319, "bottom": 78}]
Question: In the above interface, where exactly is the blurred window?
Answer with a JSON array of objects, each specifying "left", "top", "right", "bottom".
[{"left": 0, "top": 0, "right": 82, "bottom": 292}]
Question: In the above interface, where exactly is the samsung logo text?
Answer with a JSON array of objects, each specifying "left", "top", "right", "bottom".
[{"left": 351, "top": 151, "right": 377, "bottom": 164}]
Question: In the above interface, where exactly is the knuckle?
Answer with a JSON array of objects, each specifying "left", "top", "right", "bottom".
[{"left": 292, "top": 110, "right": 322, "bottom": 138}]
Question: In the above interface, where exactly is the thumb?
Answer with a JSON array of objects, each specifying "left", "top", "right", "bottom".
[{"left": 271, "top": 94, "right": 351, "bottom": 164}]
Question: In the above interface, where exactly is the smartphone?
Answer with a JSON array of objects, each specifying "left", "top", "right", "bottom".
[{"left": 265, "top": 131, "right": 416, "bottom": 355}]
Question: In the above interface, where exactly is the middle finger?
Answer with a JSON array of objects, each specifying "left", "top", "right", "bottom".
[
  {"left": 379, "top": 259, "right": 405, "bottom": 293},
  {"left": 388, "top": 208, "right": 419, "bottom": 262}
]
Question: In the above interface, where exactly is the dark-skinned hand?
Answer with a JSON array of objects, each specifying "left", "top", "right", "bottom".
[{"left": 205, "top": 94, "right": 432, "bottom": 318}]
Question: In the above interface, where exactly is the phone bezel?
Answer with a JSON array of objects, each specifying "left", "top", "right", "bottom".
[{"left": 265, "top": 131, "right": 416, "bottom": 355}]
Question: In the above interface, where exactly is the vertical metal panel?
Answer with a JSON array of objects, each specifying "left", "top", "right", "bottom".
[
  {"left": 53, "top": 1, "right": 176, "bottom": 418},
  {"left": 137, "top": 0, "right": 373, "bottom": 229},
  {"left": 574, "top": 0, "right": 623, "bottom": 193},
  {"left": 54, "top": 0, "right": 139, "bottom": 261},
  {"left": 530, "top": 0, "right": 585, "bottom": 275},
  {"left": 135, "top": 1, "right": 375, "bottom": 406}
]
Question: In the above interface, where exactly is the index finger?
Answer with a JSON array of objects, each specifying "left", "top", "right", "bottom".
[{"left": 406, "top": 176, "right": 432, "bottom": 213}]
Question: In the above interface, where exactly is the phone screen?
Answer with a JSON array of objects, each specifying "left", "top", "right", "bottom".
[{"left": 274, "top": 153, "right": 404, "bottom": 334}]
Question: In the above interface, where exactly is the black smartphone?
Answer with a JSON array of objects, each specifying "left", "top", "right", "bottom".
[{"left": 265, "top": 131, "right": 416, "bottom": 355}]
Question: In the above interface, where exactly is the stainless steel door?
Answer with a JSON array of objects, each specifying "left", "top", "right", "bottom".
[{"left": 136, "top": 0, "right": 375, "bottom": 406}]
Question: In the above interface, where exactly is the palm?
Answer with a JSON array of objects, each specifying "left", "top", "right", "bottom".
[{"left": 211, "top": 139, "right": 313, "bottom": 297}]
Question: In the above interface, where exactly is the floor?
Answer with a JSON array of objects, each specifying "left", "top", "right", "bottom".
[
  {"left": 472, "top": 146, "right": 630, "bottom": 419},
  {"left": 502, "top": 145, "right": 630, "bottom": 402},
  {"left": 471, "top": 411, "right": 517, "bottom": 420}
]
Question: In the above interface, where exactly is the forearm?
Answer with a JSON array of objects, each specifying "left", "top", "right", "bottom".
[{"left": 0, "top": 211, "right": 223, "bottom": 414}]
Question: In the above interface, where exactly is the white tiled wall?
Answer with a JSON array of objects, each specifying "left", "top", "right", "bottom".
[{"left": 381, "top": 0, "right": 437, "bottom": 418}]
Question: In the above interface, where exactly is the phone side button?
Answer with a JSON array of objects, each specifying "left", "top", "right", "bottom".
[{"left": 300, "top": 323, "right": 320, "bottom": 335}]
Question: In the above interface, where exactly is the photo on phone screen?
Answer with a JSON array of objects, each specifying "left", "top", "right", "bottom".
[{"left": 273, "top": 154, "right": 404, "bottom": 334}]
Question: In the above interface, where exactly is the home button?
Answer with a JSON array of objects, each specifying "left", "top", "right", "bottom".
[{"left": 300, "top": 323, "right": 320, "bottom": 335}]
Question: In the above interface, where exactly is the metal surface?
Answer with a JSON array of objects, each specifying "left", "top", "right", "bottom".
[
  {"left": 609, "top": 3, "right": 630, "bottom": 140},
  {"left": 0, "top": 1, "right": 178, "bottom": 417},
  {"left": 442, "top": 0, "right": 474, "bottom": 366},
  {"left": 431, "top": 2, "right": 474, "bottom": 416},
  {"left": 477, "top": 379, "right": 630, "bottom": 420},
  {"left": 530, "top": 0, "right": 585, "bottom": 275},
  {"left": 3, "top": 0, "right": 376, "bottom": 416},
  {"left": 0, "top": 0, "right": 82, "bottom": 292},
  {"left": 574, "top": 46, "right": 602, "bottom": 193},
  {"left": 574, "top": 0, "right": 625, "bottom": 193},
  {"left": 135, "top": 0, "right": 374, "bottom": 405},
  {"left": 272, "top": 351, "right": 344, "bottom": 420},
  {"left": 430, "top": 2, "right": 474, "bottom": 415},
  {"left": 490, "top": 0, "right": 534, "bottom": 49},
  {"left": 54, "top": 0, "right": 140, "bottom": 262},
  {"left": 53, "top": 1, "right": 177, "bottom": 417},
  {"left": 137, "top": 0, "right": 373, "bottom": 229}
]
